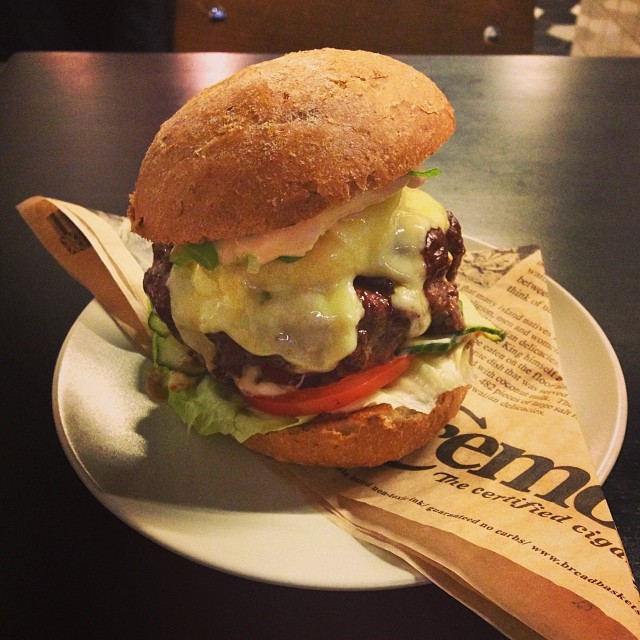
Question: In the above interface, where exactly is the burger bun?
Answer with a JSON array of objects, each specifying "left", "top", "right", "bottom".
[{"left": 128, "top": 48, "right": 455, "bottom": 244}]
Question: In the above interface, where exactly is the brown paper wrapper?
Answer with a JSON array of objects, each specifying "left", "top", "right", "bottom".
[
  {"left": 285, "top": 248, "right": 640, "bottom": 639},
  {"left": 17, "top": 196, "right": 151, "bottom": 353},
  {"left": 17, "top": 197, "right": 640, "bottom": 639}
]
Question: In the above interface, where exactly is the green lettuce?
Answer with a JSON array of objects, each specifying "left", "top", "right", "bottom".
[
  {"left": 167, "top": 375, "right": 307, "bottom": 442},
  {"left": 170, "top": 242, "right": 219, "bottom": 269},
  {"left": 409, "top": 168, "right": 442, "bottom": 179}
]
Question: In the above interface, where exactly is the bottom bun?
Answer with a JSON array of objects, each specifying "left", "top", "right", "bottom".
[{"left": 243, "top": 386, "right": 468, "bottom": 467}]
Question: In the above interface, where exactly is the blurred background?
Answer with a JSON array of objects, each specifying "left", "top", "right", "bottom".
[{"left": 1, "top": 0, "right": 638, "bottom": 62}]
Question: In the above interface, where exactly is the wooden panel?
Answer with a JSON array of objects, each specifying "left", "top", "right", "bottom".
[{"left": 174, "top": 0, "right": 535, "bottom": 54}]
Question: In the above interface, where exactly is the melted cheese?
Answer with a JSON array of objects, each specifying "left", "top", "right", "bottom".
[
  {"left": 214, "top": 175, "right": 413, "bottom": 267},
  {"left": 168, "top": 188, "right": 449, "bottom": 373}
]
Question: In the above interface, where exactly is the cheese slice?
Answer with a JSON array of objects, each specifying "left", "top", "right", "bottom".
[
  {"left": 213, "top": 175, "right": 412, "bottom": 267},
  {"left": 168, "top": 188, "right": 450, "bottom": 373}
]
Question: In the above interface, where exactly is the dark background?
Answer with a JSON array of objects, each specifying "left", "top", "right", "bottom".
[
  {"left": 0, "top": 0, "right": 176, "bottom": 60},
  {"left": 0, "top": 0, "right": 580, "bottom": 61}
]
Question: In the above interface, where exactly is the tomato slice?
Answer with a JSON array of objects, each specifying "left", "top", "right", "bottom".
[{"left": 246, "top": 355, "right": 413, "bottom": 416}]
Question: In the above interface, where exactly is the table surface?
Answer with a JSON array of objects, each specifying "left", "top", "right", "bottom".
[{"left": 1, "top": 52, "right": 638, "bottom": 639}]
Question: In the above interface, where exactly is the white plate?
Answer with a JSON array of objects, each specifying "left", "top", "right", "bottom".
[{"left": 52, "top": 238, "right": 627, "bottom": 591}]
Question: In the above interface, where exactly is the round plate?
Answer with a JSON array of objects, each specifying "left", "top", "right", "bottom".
[{"left": 52, "top": 238, "right": 627, "bottom": 590}]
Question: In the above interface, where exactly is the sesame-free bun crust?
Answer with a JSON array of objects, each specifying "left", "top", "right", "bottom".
[
  {"left": 243, "top": 386, "right": 468, "bottom": 467},
  {"left": 129, "top": 48, "right": 455, "bottom": 244}
]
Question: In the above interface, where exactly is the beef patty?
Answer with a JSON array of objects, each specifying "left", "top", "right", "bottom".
[{"left": 144, "top": 211, "right": 465, "bottom": 388}]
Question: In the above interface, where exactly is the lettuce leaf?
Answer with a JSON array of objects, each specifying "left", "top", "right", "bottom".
[
  {"left": 170, "top": 242, "right": 219, "bottom": 269},
  {"left": 409, "top": 168, "right": 441, "bottom": 179},
  {"left": 364, "top": 341, "right": 474, "bottom": 415},
  {"left": 167, "top": 375, "right": 307, "bottom": 442}
]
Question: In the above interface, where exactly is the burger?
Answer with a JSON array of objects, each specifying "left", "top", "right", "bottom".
[{"left": 128, "top": 48, "right": 502, "bottom": 467}]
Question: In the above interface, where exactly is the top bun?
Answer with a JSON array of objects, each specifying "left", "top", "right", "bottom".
[{"left": 128, "top": 48, "right": 455, "bottom": 244}]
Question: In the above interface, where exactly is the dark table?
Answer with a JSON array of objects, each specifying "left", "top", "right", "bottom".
[{"left": 1, "top": 52, "right": 638, "bottom": 639}]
